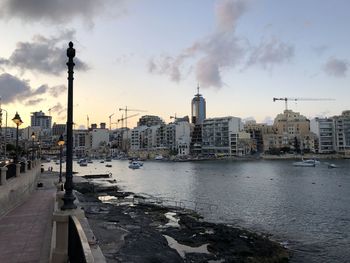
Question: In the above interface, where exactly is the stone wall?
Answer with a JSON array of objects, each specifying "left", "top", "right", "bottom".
[{"left": 0, "top": 160, "right": 41, "bottom": 218}]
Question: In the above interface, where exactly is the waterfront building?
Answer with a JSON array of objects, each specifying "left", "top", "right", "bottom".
[
  {"left": 263, "top": 110, "right": 315, "bottom": 153},
  {"left": 201, "top": 116, "right": 243, "bottom": 156},
  {"left": 130, "top": 126, "right": 148, "bottom": 151},
  {"left": 191, "top": 85, "right": 206, "bottom": 125},
  {"left": 274, "top": 110, "right": 310, "bottom": 136},
  {"left": 333, "top": 110, "right": 350, "bottom": 155},
  {"left": 310, "top": 118, "right": 335, "bottom": 153},
  {"left": 73, "top": 130, "right": 89, "bottom": 157},
  {"left": 244, "top": 120, "right": 275, "bottom": 153},
  {"left": 31, "top": 111, "right": 52, "bottom": 130},
  {"left": 166, "top": 120, "right": 191, "bottom": 156}
]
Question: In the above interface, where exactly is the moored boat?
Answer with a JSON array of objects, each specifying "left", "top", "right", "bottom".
[
  {"left": 293, "top": 159, "right": 316, "bottom": 167},
  {"left": 129, "top": 161, "right": 141, "bottom": 169}
]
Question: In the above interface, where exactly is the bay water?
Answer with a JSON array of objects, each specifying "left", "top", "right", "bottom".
[{"left": 47, "top": 159, "right": 350, "bottom": 262}]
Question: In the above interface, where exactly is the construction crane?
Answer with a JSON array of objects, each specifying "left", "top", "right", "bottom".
[
  {"left": 108, "top": 113, "right": 115, "bottom": 130},
  {"left": 170, "top": 113, "right": 177, "bottom": 120},
  {"left": 118, "top": 106, "right": 147, "bottom": 130},
  {"left": 273, "top": 97, "right": 335, "bottom": 111},
  {"left": 117, "top": 113, "right": 140, "bottom": 128}
]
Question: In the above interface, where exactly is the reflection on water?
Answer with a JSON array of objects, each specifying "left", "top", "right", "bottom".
[{"left": 44, "top": 159, "right": 350, "bottom": 263}]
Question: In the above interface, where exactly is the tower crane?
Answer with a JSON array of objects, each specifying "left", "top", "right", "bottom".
[
  {"left": 273, "top": 97, "right": 335, "bottom": 111},
  {"left": 118, "top": 106, "right": 147, "bottom": 131},
  {"left": 117, "top": 113, "right": 140, "bottom": 128},
  {"left": 108, "top": 113, "right": 115, "bottom": 130}
]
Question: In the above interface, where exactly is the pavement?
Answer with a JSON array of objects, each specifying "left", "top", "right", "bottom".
[{"left": 0, "top": 171, "right": 58, "bottom": 263}]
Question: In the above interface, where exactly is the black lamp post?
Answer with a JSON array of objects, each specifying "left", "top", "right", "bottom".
[
  {"left": 12, "top": 112, "right": 23, "bottom": 163},
  {"left": 58, "top": 134, "right": 65, "bottom": 184},
  {"left": 31, "top": 132, "right": 35, "bottom": 160},
  {"left": 61, "top": 42, "right": 77, "bottom": 210}
]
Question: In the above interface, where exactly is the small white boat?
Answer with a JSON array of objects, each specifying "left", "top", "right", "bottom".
[
  {"left": 328, "top": 163, "right": 337, "bottom": 168},
  {"left": 293, "top": 159, "right": 316, "bottom": 167},
  {"left": 129, "top": 161, "right": 141, "bottom": 169},
  {"left": 155, "top": 155, "right": 164, "bottom": 160},
  {"left": 100, "top": 160, "right": 105, "bottom": 163}
]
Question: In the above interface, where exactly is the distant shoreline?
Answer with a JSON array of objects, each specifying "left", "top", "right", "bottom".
[{"left": 170, "top": 154, "right": 349, "bottom": 162}]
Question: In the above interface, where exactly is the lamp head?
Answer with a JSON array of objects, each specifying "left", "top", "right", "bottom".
[
  {"left": 12, "top": 112, "right": 23, "bottom": 126},
  {"left": 58, "top": 134, "right": 65, "bottom": 146}
]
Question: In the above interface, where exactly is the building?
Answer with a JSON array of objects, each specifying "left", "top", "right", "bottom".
[
  {"left": 202, "top": 116, "right": 243, "bottom": 156},
  {"left": 52, "top": 123, "right": 66, "bottom": 136},
  {"left": 244, "top": 120, "right": 274, "bottom": 153},
  {"left": 30, "top": 111, "right": 52, "bottom": 129},
  {"left": 166, "top": 120, "right": 191, "bottom": 156},
  {"left": 310, "top": 118, "right": 335, "bottom": 153},
  {"left": 333, "top": 110, "right": 350, "bottom": 154},
  {"left": 137, "top": 115, "right": 165, "bottom": 127},
  {"left": 191, "top": 85, "right": 206, "bottom": 125},
  {"left": 274, "top": 110, "right": 310, "bottom": 136},
  {"left": 73, "top": 130, "right": 89, "bottom": 157}
]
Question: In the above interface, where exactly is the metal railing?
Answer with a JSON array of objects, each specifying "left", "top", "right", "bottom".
[{"left": 68, "top": 216, "right": 94, "bottom": 263}]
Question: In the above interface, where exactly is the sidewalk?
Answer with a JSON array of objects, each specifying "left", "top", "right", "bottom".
[{"left": 0, "top": 171, "right": 58, "bottom": 263}]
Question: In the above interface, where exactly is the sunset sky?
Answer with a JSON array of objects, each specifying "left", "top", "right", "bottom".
[{"left": 0, "top": 0, "right": 349, "bottom": 129}]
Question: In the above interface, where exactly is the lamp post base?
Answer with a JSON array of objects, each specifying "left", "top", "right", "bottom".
[{"left": 61, "top": 194, "right": 77, "bottom": 210}]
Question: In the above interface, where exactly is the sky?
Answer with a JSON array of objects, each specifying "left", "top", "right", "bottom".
[{"left": 0, "top": 0, "right": 349, "bottom": 129}]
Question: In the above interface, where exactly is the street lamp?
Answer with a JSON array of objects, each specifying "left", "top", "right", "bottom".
[
  {"left": 58, "top": 134, "right": 65, "bottom": 184},
  {"left": 61, "top": 42, "right": 77, "bottom": 210},
  {"left": 12, "top": 112, "right": 23, "bottom": 163},
  {"left": 31, "top": 132, "right": 35, "bottom": 160}
]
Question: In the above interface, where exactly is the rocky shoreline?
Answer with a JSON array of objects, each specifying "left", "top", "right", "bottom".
[{"left": 75, "top": 180, "right": 289, "bottom": 263}]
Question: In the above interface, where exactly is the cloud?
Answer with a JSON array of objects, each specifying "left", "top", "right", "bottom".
[
  {"left": 323, "top": 57, "right": 348, "bottom": 77},
  {"left": 0, "top": 0, "right": 126, "bottom": 26},
  {"left": 311, "top": 45, "right": 329, "bottom": 56},
  {"left": 247, "top": 38, "right": 294, "bottom": 69},
  {"left": 0, "top": 30, "right": 89, "bottom": 75},
  {"left": 25, "top": 98, "right": 44, "bottom": 106},
  {"left": 48, "top": 85, "right": 67, "bottom": 97},
  {"left": 148, "top": 0, "right": 293, "bottom": 89},
  {"left": 50, "top": 103, "right": 66, "bottom": 116},
  {"left": 148, "top": 0, "right": 248, "bottom": 88},
  {"left": 215, "top": 0, "right": 247, "bottom": 31},
  {"left": 0, "top": 73, "right": 65, "bottom": 105}
]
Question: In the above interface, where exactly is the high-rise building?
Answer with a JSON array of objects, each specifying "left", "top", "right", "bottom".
[
  {"left": 31, "top": 111, "right": 52, "bottom": 129},
  {"left": 191, "top": 85, "right": 206, "bottom": 125}
]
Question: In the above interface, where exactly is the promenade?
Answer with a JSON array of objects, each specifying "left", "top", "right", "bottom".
[{"left": 0, "top": 171, "right": 57, "bottom": 263}]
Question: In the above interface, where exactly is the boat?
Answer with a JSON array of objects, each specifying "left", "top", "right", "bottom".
[
  {"left": 155, "top": 155, "right": 164, "bottom": 160},
  {"left": 129, "top": 161, "right": 141, "bottom": 169},
  {"left": 293, "top": 159, "right": 316, "bottom": 167},
  {"left": 100, "top": 160, "right": 105, "bottom": 163},
  {"left": 87, "top": 160, "right": 93, "bottom": 163},
  {"left": 105, "top": 157, "right": 112, "bottom": 162},
  {"left": 105, "top": 164, "right": 112, "bottom": 168},
  {"left": 328, "top": 163, "right": 337, "bottom": 168}
]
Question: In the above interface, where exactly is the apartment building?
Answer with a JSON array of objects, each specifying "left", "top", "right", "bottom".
[
  {"left": 202, "top": 116, "right": 243, "bottom": 156},
  {"left": 310, "top": 118, "right": 335, "bottom": 153},
  {"left": 333, "top": 110, "right": 350, "bottom": 154}
]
